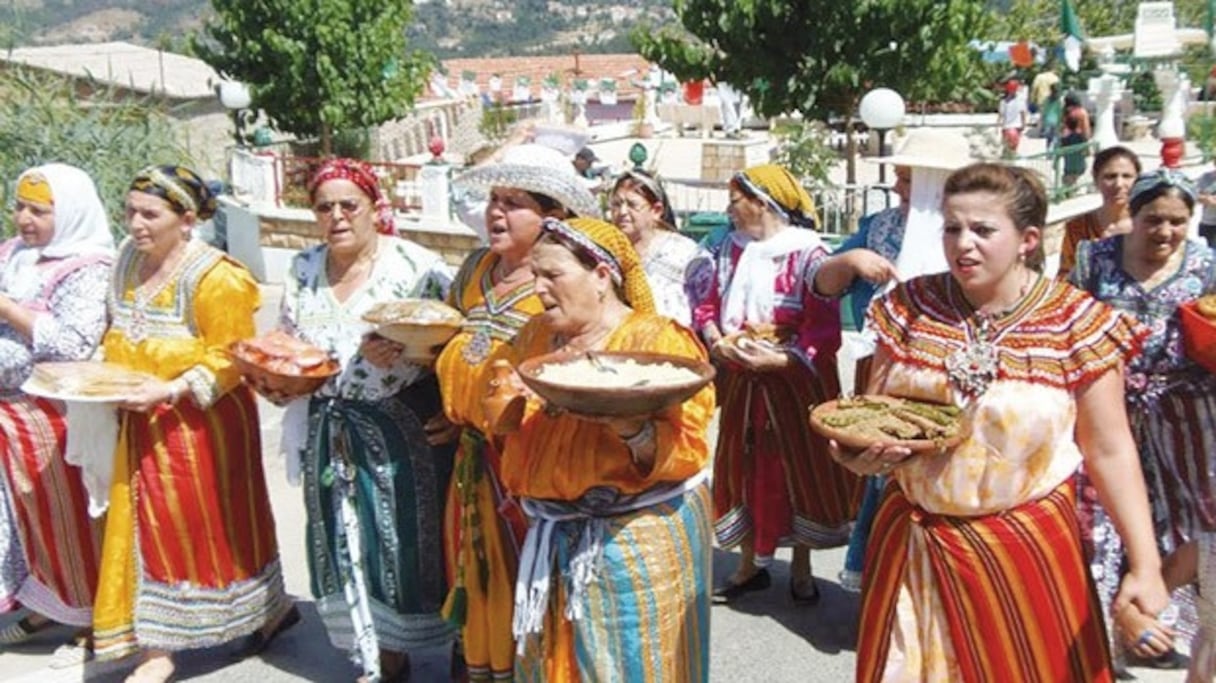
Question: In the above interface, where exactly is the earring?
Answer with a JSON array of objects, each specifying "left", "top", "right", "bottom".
[{"left": 597, "top": 290, "right": 606, "bottom": 302}]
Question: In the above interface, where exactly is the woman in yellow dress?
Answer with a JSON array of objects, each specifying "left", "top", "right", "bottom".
[
  {"left": 92, "top": 166, "right": 294, "bottom": 683},
  {"left": 436, "top": 142, "right": 599, "bottom": 681}
]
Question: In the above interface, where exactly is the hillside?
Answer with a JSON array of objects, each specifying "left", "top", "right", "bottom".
[{"left": 3, "top": 0, "right": 675, "bottom": 56}]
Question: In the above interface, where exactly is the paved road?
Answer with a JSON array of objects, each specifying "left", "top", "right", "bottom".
[{"left": 0, "top": 284, "right": 1187, "bottom": 683}]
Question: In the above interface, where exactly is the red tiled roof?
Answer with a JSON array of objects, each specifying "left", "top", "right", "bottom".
[{"left": 429, "top": 53, "right": 652, "bottom": 101}]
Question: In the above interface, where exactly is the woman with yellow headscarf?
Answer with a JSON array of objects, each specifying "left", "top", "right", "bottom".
[
  {"left": 692, "top": 164, "right": 859, "bottom": 606},
  {"left": 490, "top": 217, "right": 715, "bottom": 682}
]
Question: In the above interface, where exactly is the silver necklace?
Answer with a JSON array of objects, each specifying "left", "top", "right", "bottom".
[{"left": 944, "top": 273, "right": 1037, "bottom": 399}]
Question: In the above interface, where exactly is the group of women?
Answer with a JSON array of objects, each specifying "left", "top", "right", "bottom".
[
  {"left": 2, "top": 132, "right": 1214, "bottom": 683},
  {"left": 0, "top": 162, "right": 293, "bottom": 683}
]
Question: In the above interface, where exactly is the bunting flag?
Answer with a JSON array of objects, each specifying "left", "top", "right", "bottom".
[{"left": 1061, "top": 0, "right": 1085, "bottom": 71}]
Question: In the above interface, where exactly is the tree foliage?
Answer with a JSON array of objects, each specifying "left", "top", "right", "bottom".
[
  {"left": 633, "top": 0, "right": 994, "bottom": 120},
  {"left": 194, "top": 0, "right": 432, "bottom": 154},
  {"left": 0, "top": 68, "right": 190, "bottom": 240},
  {"left": 990, "top": 0, "right": 1212, "bottom": 46}
]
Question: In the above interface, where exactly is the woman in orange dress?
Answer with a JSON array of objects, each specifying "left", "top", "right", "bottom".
[
  {"left": 1056, "top": 145, "right": 1140, "bottom": 280},
  {"left": 495, "top": 217, "right": 714, "bottom": 681},
  {"left": 436, "top": 143, "right": 600, "bottom": 681}
]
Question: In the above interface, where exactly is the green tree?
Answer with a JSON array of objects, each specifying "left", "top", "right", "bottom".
[
  {"left": 633, "top": 0, "right": 993, "bottom": 182},
  {"left": 195, "top": 0, "right": 432, "bottom": 156}
]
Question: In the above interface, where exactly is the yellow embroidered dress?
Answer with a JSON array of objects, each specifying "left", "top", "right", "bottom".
[
  {"left": 92, "top": 238, "right": 289, "bottom": 659},
  {"left": 437, "top": 248, "right": 542, "bottom": 682}
]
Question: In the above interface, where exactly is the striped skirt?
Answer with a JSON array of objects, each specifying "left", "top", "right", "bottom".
[
  {"left": 858, "top": 482, "right": 1112, "bottom": 683},
  {"left": 93, "top": 387, "right": 288, "bottom": 660},
  {"left": 302, "top": 391, "right": 455, "bottom": 664},
  {"left": 442, "top": 428, "right": 527, "bottom": 682},
  {"left": 516, "top": 483, "right": 713, "bottom": 683},
  {"left": 0, "top": 396, "right": 100, "bottom": 626},
  {"left": 713, "top": 356, "right": 859, "bottom": 559}
]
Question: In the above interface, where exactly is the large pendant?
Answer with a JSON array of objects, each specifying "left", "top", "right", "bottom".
[
  {"left": 945, "top": 340, "right": 998, "bottom": 398},
  {"left": 462, "top": 328, "right": 492, "bottom": 365}
]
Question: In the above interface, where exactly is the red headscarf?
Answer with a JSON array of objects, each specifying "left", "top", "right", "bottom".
[{"left": 307, "top": 158, "right": 396, "bottom": 235}]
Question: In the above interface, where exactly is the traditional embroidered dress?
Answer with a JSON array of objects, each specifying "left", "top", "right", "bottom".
[
  {"left": 92, "top": 238, "right": 288, "bottom": 659},
  {"left": 279, "top": 237, "right": 455, "bottom": 677},
  {"left": 501, "top": 312, "right": 715, "bottom": 682},
  {"left": 858, "top": 273, "right": 1144, "bottom": 683},
  {"left": 1190, "top": 532, "right": 1216, "bottom": 682},
  {"left": 1057, "top": 210, "right": 1102, "bottom": 280},
  {"left": 693, "top": 230, "right": 858, "bottom": 563},
  {"left": 436, "top": 248, "right": 538, "bottom": 682},
  {"left": 639, "top": 231, "right": 704, "bottom": 327},
  {"left": 1071, "top": 236, "right": 1216, "bottom": 658},
  {"left": 0, "top": 236, "right": 110, "bottom": 625}
]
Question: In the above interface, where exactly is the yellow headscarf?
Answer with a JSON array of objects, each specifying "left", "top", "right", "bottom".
[
  {"left": 734, "top": 164, "right": 819, "bottom": 228},
  {"left": 16, "top": 172, "right": 54, "bottom": 206},
  {"left": 540, "top": 217, "right": 656, "bottom": 314}
]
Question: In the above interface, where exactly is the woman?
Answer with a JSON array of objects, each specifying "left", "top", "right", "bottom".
[
  {"left": 269, "top": 159, "right": 456, "bottom": 683},
  {"left": 0, "top": 164, "right": 113, "bottom": 647},
  {"left": 608, "top": 169, "right": 702, "bottom": 326},
  {"left": 846, "top": 163, "right": 1167, "bottom": 681},
  {"left": 496, "top": 217, "right": 714, "bottom": 681},
  {"left": 1057, "top": 145, "right": 1140, "bottom": 280},
  {"left": 693, "top": 164, "right": 858, "bottom": 604},
  {"left": 1070, "top": 168, "right": 1216, "bottom": 669},
  {"left": 93, "top": 166, "right": 293, "bottom": 683},
  {"left": 437, "top": 142, "right": 599, "bottom": 682}
]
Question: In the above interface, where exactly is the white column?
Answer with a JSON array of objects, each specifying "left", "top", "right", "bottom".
[{"left": 1087, "top": 73, "right": 1123, "bottom": 150}]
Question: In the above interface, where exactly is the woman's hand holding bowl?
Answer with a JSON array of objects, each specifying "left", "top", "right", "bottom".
[
  {"left": 119, "top": 378, "right": 183, "bottom": 413},
  {"left": 828, "top": 439, "right": 913, "bottom": 476},
  {"left": 360, "top": 333, "right": 404, "bottom": 368}
]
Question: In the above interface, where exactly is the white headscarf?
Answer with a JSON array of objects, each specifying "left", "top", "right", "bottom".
[{"left": 1, "top": 164, "right": 114, "bottom": 300}]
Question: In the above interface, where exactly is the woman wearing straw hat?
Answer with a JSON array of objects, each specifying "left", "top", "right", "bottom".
[
  {"left": 695, "top": 163, "right": 858, "bottom": 605},
  {"left": 0, "top": 164, "right": 113, "bottom": 653},
  {"left": 255, "top": 158, "right": 455, "bottom": 683},
  {"left": 608, "top": 168, "right": 704, "bottom": 326},
  {"left": 434, "top": 142, "right": 598, "bottom": 682},
  {"left": 491, "top": 216, "right": 714, "bottom": 681}
]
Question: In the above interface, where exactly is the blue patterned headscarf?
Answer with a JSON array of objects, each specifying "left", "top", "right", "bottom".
[{"left": 1129, "top": 168, "right": 1197, "bottom": 214}]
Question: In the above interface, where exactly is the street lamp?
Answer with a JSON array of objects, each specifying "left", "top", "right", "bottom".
[
  {"left": 217, "top": 80, "right": 254, "bottom": 146},
  {"left": 859, "top": 87, "right": 906, "bottom": 184}
]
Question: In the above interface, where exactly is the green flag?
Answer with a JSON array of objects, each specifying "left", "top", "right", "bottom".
[
  {"left": 1060, "top": 0, "right": 1084, "bottom": 38},
  {"left": 1060, "top": 0, "right": 1084, "bottom": 71}
]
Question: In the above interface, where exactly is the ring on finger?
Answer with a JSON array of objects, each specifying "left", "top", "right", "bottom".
[
  {"left": 879, "top": 462, "right": 894, "bottom": 474},
  {"left": 1136, "top": 629, "right": 1153, "bottom": 648}
]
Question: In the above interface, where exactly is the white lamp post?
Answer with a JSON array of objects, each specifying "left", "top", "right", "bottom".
[
  {"left": 859, "top": 87, "right": 906, "bottom": 183},
  {"left": 218, "top": 80, "right": 254, "bottom": 146}
]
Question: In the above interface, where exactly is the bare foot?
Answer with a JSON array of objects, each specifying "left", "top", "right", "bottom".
[{"left": 125, "top": 652, "right": 175, "bottom": 683}]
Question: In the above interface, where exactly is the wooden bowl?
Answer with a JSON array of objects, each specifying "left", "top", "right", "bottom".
[
  {"left": 516, "top": 351, "right": 715, "bottom": 418},
  {"left": 228, "top": 341, "right": 340, "bottom": 400},
  {"left": 808, "top": 395, "right": 963, "bottom": 455},
  {"left": 363, "top": 299, "right": 465, "bottom": 363}
]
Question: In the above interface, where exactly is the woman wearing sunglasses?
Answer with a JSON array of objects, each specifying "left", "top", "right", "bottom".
[
  {"left": 609, "top": 170, "right": 704, "bottom": 326},
  {"left": 257, "top": 159, "right": 456, "bottom": 683}
]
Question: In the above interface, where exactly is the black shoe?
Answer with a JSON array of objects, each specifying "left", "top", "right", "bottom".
[
  {"left": 233, "top": 605, "right": 301, "bottom": 659},
  {"left": 712, "top": 568, "right": 771, "bottom": 603},
  {"left": 790, "top": 576, "right": 820, "bottom": 606}
]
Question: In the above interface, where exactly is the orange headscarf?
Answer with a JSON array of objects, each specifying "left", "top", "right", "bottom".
[{"left": 540, "top": 217, "right": 656, "bottom": 314}]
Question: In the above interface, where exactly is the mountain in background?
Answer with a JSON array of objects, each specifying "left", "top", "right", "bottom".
[{"left": 3, "top": 0, "right": 675, "bottom": 56}]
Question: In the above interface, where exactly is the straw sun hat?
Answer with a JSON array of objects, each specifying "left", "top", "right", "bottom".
[
  {"left": 869, "top": 128, "right": 977, "bottom": 171},
  {"left": 454, "top": 143, "right": 600, "bottom": 218}
]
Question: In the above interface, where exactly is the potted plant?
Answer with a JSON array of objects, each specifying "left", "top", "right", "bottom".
[
  {"left": 513, "top": 76, "right": 532, "bottom": 103},
  {"left": 459, "top": 70, "right": 478, "bottom": 97},
  {"left": 632, "top": 96, "right": 653, "bottom": 138},
  {"left": 541, "top": 73, "right": 561, "bottom": 103},
  {"left": 599, "top": 78, "right": 618, "bottom": 106}
]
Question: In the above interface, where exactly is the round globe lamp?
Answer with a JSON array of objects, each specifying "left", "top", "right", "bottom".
[{"left": 859, "top": 88, "right": 905, "bottom": 183}]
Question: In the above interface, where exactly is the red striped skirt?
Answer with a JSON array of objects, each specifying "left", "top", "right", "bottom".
[
  {"left": 712, "top": 355, "right": 859, "bottom": 557},
  {"left": 857, "top": 481, "right": 1112, "bottom": 682},
  {"left": 0, "top": 396, "right": 101, "bottom": 626}
]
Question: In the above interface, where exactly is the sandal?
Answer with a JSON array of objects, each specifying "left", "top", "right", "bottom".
[{"left": 0, "top": 615, "right": 52, "bottom": 645}]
